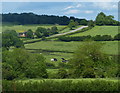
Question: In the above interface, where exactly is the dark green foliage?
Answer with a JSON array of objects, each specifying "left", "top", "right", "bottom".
[
  {"left": 69, "top": 41, "right": 118, "bottom": 78},
  {"left": 93, "top": 35, "right": 113, "bottom": 41},
  {"left": 26, "top": 29, "right": 34, "bottom": 38},
  {"left": 114, "top": 33, "right": 120, "bottom": 40},
  {"left": 45, "top": 62, "right": 56, "bottom": 69},
  {"left": 88, "top": 20, "right": 95, "bottom": 27},
  {"left": 68, "top": 20, "right": 76, "bottom": 30},
  {"left": 2, "top": 30, "right": 24, "bottom": 50},
  {"left": 79, "top": 19, "right": 88, "bottom": 25},
  {"left": 2, "top": 79, "right": 119, "bottom": 91},
  {"left": 2, "top": 13, "right": 77, "bottom": 25},
  {"left": 58, "top": 35, "right": 114, "bottom": 42},
  {"left": 2, "top": 48, "right": 48, "bottom": 80},
  {"left": 95, "top": 12, "right": 119, "bottom": 26},
  {"left": 50, "top": 26, "right": 58, "bottom": 34},
  {"left": 35, "top": 27, "right": 47, "bottom": 38},
  {"left": 57, "top": 68, "right": 68, "bottom": 79},
  {"left": 35, "top": 26, "right": 59, "bottom": 38}
]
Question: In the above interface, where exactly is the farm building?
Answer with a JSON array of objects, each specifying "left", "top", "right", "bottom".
[{"left": 18, "top": 31, "right": 27, "bottom": 37}]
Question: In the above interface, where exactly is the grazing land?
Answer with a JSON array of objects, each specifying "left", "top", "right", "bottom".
[
  {"left": 69, "top": 26, "right": 118, "bottom": 37},
  {"left": 25, "top": 41, "right": 119, "bottom": 63},
  {"left": 2, "top": 24, "right": 67, "bottom": 33}
]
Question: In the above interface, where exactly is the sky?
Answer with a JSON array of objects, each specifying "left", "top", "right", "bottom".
[{"left": 2, "top": 2, "right": 119, "bottom": 20}]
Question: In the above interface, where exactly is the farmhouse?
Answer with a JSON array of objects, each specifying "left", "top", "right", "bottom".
[{"left": 18, "top": 31, "right": 27, "bottom": 37}]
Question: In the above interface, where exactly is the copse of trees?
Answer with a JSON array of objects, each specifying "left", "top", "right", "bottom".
[
  {"left": 68, "top": 20, "right": 79, "bottom": 30},
  {"left": 2, "top": 30, "right": 24, "bottom": 50},
  {"left": 95, "top": 12, "right": 119, "bottom": 26},
  {"left": 68, "top": 41, "right": 118, "bottom": 78},
  {"left": 2, "top": 48, "right": 48, "bottom": 80},
  {"left": 26, "top": 29, "right": 34, "bottom": 38},
  {"left": 35, "top": 26, "right": 58, "bottom": 38}
]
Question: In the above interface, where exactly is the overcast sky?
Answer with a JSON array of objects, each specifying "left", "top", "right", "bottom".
[{"left": 2, "top": 2, "right": 119, "bottom": 20}]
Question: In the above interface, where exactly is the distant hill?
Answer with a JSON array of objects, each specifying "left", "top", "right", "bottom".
[{"left": 1, "top": 13, "right": 87, "bottom": 25}]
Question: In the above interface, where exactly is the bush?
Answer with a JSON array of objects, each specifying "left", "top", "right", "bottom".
[
  {"left": 45, "top": 62, "right": 56, "bottom": 69},
  {"left": 57, "top": 68, "right": 68, "bottom": 79},
  {"left": 2, "top": 48, "right": 48, "bottom": 80}
]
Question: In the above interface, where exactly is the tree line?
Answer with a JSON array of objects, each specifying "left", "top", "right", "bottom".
[
  {"left": 58, "top": 33, "right": 120, "bottom": 42},
  {"left": 2, "top": 13, "right": 86, "bottom": 25},
  {"left": 2, "top": 12, "right": 119, "bottom": 26}
]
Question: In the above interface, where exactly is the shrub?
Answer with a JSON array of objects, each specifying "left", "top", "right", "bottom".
[{"left": 57, "top": 68, "right": 68, "bottom": 79}]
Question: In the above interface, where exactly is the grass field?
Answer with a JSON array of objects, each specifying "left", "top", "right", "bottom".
[
  {"left": 69, "top": 26, "right": 118, "bottom": 37},
  {"left": 2, "top": 24, "right": 67, "bottom": 33},
  {"left": 25, "top": 41, "right": 119, "bottom": 63}
]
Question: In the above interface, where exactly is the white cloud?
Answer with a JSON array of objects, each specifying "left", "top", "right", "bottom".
[
  {"left": 64, "top": 3, "right": 82, "bottom": 10},
  {"left": 84, "top": 10, "right": 94, "bottom": 14},
  {"left": 93, "top": 2, "right": 118, "bottom": 10},
  {"left": 76, "top": 4, "right": 82, "bottom": 8},
  {"left": 64, "top": 6, "right": 74, "bottom": 10},
  {"left": 64, "top": 9, "right": 80, "bottom": 14}
]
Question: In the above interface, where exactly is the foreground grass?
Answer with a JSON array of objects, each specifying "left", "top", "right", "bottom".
[
  {"left": 3, "top": 78, "right": 119, "bottom": 91},
  {"left": 70, "top": 26, "right": 118, "bottom": 37}
]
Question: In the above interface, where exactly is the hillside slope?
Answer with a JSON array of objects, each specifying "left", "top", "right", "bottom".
[{"left": 69, "top": 26, "right": 118, "bottom": 37}]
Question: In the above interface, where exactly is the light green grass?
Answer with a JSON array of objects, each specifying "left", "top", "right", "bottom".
[
  {"left": 70, "top": 26, "right": 118, "bottom": 37},
  {"left": 25, "top": 41, "right": 119, "bottom": 55},
  {"left": 2, "top": 24, "right": 67, "bottom": 32},
  {"left": 17, "top": 78, "right": 119, "bottom": 84},
  {"left": 25, "top": 41, "right": 119, "bottom": 64}
]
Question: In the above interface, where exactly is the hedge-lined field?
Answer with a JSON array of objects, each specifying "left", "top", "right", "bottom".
[
  {"left": 2, "top": 79, "right": 119, "bottom": 92},
  {"left": 2, "top": 24, "right": 67, "bottom": 32},
  {"left": 70, "top": 26, "right": 118, "bottom": 37}
]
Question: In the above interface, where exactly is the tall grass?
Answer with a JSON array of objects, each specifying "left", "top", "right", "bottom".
[{"left": 2, "top": 79, "right": 119, "bottom": 92}]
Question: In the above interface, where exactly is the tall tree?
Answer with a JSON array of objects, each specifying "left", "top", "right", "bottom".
[{"left": 26, "top": 29, "right": 34, "bottom": 38}]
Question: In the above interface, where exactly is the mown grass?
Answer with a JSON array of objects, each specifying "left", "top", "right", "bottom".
[{"left": 70, "top": 26, "right": 118, "bottom": 37}]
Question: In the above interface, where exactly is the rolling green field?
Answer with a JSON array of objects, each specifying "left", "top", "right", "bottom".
[
  {"left": 25, "top": 41, "right": 119, "bottom": 63},
  {"left": 2, "top": 24, "right": 67, "bottom": 33},
  {"left": 69, "top": 26, "right": 118, "bottom": 37}
]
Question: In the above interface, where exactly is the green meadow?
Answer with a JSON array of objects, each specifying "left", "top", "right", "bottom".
[
  {"left": 2, "top": 24, "right": 67, "bottom": 33},
  {"left": 69, "top": 26, "right": 118, "bottom": 37}
]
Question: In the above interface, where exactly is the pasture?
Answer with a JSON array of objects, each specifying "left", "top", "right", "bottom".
[
  {"left": 2, "top": 24, "right": 67, "bottom": 33},
  {"left": 25, "top": 41, "right": 119, "bottom": 64},
  {"left": 69, "top": 26, "right": 118, "bottom": 37}
]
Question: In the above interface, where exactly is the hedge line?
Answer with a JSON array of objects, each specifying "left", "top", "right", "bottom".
[
  {"left": 2, "top": 79, "right": 119, "bottom": 92},
  {"left": 58, "top": 34, "right": 120, "bottom": 42}
]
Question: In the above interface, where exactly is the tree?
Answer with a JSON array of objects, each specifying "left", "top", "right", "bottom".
[
  {"left": 26, "top": 29, "right": 34, "bottom": 38},
  {"left": 2, "top": 48, "right": 48, "bottom": 80},
  {"left": 57, "top": 68, "right": 68, "bottom": 79},
  {"left": 114, "top": 33, "right": 120, "bottom": 40},
  {"left": 75, "top": 21, "right": 79, "bottom": 26},
  {"left": 2, "top": 30, "right": 24, "bottom": 50},
  {"left": 50, "top": 26, "right": 58, "bottom": 34},
  {"left": 95, "top": 12, "right": 106, "bottom": 25},
  {"left": 69, "top": 41, "right": 116, "bottom": 78},
  {"left": 68, "top": 20, "right": 76, "bottom": 30},
  {"left": 80, "top": 19, "right": 88, "bottom": 25},
  {"left": 88, "top": 20, "right": 95, "bottom": 27},
  {"left": 35, "top": 27, "right": 47, "bottom": 38}
]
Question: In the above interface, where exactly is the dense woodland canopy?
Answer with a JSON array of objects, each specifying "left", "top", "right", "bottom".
[
  {"left": 1, "top": 13, "right": 86, "bottom": 25},
  {"left": 1, "top": 12, "right": 119, "bottom": 26}
]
